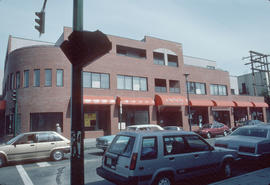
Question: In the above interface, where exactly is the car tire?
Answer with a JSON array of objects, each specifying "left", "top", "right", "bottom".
[
  {"left": 221, "top": 161, "right": 232, "bottom": 178},
  {"left": 207, "top": 132, "right": 212, "bottom": 139},
  {"left": 153, "top": 174, "right": 174, "bottom": 185},
  {"left": 0, "top": 155, "right": 6, "bottom": 168},
  {"left": 51, "top": 150, "right": 64, "bottom": 161}
]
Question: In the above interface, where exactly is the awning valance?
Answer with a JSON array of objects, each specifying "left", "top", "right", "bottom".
[
  {"left": 83, "top": 96, "right": 115, "bottom": 105},
  {"left": 212, "top": 100, "right": 235, "bottom": 107},
  {"left": 233, "top": 101, "right": 253, "bottom": 107},
  {"left": 117, "top": 97, "right": 155, "bottom": 106},
  {"left": 189, "top": 99, "right": 214, "bottom": 107},
  {"left": 251, "top": 102, "right": 268, "bottom": 108},
  {"left": 155, "top": 94, "right": 187, "bottom": 106}
]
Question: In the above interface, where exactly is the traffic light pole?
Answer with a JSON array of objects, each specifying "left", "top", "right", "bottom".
[{"left": 70, "top": 0, "right": 84, "bottom": 185}]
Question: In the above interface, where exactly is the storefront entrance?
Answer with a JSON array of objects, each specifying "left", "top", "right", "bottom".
[
  {"left": 233, "top": 108, "right": 248, "bottom": 124},
  {"left": 157, "top": 107, "right": 182, "bottom": 127},
  {"left": 213, "top": 110, "right": 231, "bottom": 127},
  {"left": 250, "top": 107, "right": 263, "bottom": 121},
  {"left": 190, "top": 107, "right": 208, "bottom": 127},
  {"left": 121, "top": 106, "right": 149, "bottom": 127}
]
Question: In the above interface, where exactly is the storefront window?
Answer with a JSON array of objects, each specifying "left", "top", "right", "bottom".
[
  {"left": 122, "top": 107, "right": 149, "bottom": 126},
  {"left": 30, "top": 112, "right": 63, "bottom": 131}
]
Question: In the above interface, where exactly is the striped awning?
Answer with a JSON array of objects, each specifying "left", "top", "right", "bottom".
[
  {"left": 155, "top": 94, "right": 187, "bottom": 106},
  {"left": 189, "top": 99, "right": 214, "bottom": 106},
  {"left": 233, "top": 101, "right": 253, "bottom": 107},
  {"left": 212, "top": 100, "right": 235, "bottom": 107},
  {"left": 83, "top": 96, "right": 115, "bottom": 105},
  {"left": 117, "top": 97, "right": 155, "bottom": 106}
]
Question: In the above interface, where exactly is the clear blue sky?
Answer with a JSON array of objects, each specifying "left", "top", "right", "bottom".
[{"left": 1, "top": 0, "right": 270, "bottom": 76}]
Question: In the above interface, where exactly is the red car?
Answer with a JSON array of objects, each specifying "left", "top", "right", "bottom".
[{"left": 196, "top": 121, "right": 230, "bottom": 139}]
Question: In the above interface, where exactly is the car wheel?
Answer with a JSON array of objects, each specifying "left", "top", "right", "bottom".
[
  {"left": 153, "top": 174, "right": 173, "bottom": 185},
  {"left": 207, "top": 132, "right": 212, "bottom": 139},
  {"left": 221, "top": 161, "right": 232, "bottom": 178},
  {"left": 223, "top": 131, "right": 228, "bottom": 136},
  {"left": 51, "top": 150, "right": 64, "bottom": 161},
  {"left": 0, "top": 155, "right": 6, "bottom": 168}
]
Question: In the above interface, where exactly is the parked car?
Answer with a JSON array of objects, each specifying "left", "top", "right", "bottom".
[
  {"left": 96, "top": 124, "right": 164, "bottom": 151},
  {"left": 0, "top": 131, "right": 70, "bottom": 168},
  {"left": 215, "top": 124, "right": 270, "bottom": 160},
  {"left": 163, "top": 126, "right": 183, "bottom": 131},
  {"left": 97, "top": 130, "right": 237, "bottom": 185},
  {"left": 231, "top": 119, "right": 264, "bottom": 131},
  {"left": 196, "top": 121, "right": 230, "bottom": 139}
]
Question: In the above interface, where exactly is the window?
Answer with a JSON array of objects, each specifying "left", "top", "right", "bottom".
[
  {"left": 16, "top": 72, "right": 20, "bottom": 89},
  {"left": 108, "top": 135, "right": 135, "bottom": 157},
  {"left": 169, "top": 80, "right": 180, "bottom": 93},
  {"left": 30, "top": 112, "right": 63, "bottom": 131},
  {"left": 153, "top": 52, "right": 165, "bottom": 65},
  {"left": 155, "top": 78, "right": 166, "bottom": 92},
  {"left": 187, "top": 82, "right": 206, "bottom": 95},
  {"left": 117, "top": 75, "right": 147, "bottom": 91},
  {"left": 10, "top": 73, "right": 14, "bottom": 90},
  {"left": 164, "top": 136, "right": 187, "bottom": 155},
  {"left": 210, "top": 84, "right": 227, "bottom": 96},
  {"left": 34, "top": 69, "right": 40, "bottom": 87},
  {"left": 45, "top": 69, "right": 52, "bottom": 87},
  {"left": 168, "top": 54, "right": 178, "bottom": 67},
  {"left": 116, "top": 45, "right": 146, "bottom": 59},
  {"left": 36, "top": 133, "right": 63, "bottom": 143},
  {"left": 24, "top": 70, "right": 29, "bottom": 88},
  {"left": 141, "top": 137, "right": 157, "bottom": 160},
  {"left": 82, "top": 72, "right": 110, "bottom": 89},
  {"left": 185, "top": 135, "right": 210, "bottom": 152},
  {"left": 56, "top": 69, "right": 63, "bottom": 87}
]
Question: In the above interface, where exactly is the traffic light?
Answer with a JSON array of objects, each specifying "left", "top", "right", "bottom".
[
  {"left": 12, "top": 90, "right": 16, "bottom": 102},
  {"left": 35, "top": 11, "right": 45, "bottom": 34}
]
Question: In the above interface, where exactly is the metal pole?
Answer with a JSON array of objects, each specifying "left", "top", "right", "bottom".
[
  {"left": 14, "top": 101, "right": 17, "bottom": 136},
  {"left": 71, "top": 1, "right": 84, "bottom": 185},
  {"left": 184, "top": 74, "right": 192, "bottom": 131}
]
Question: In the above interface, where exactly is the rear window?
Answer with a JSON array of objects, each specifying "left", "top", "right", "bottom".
[
  {"left": 108, "top": 135, "right": 135, "bottom": 157},
  {"left": 231, "top": 128, "right": 268, "bottom": 138}
]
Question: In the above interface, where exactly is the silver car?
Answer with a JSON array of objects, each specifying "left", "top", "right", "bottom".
[
  {"left": 97, "top": 130, "right": 237, "bottom": 185},
  {"left": 215, "top": 124, "right": 270, "bottom": 159},
  {"left": 0, "top": 131, "right": 70, "bottom": 167}
]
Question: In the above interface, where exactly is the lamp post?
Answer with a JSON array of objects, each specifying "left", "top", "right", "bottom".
[{"left": 184, "top": 73, "right": 192, "bottom": 131}]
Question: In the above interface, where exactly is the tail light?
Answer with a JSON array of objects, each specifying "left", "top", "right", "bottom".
[{"left": 129, "top": 153, "right": 138, "bottom": 170}]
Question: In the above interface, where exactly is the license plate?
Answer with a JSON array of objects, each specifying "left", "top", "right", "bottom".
[{"left": 106, "top": 157, "right": 112, "bottom": 166}]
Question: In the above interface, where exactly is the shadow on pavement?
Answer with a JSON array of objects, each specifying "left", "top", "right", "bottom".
[{"left": 85, "top": 180, "right": 114, "bottom": 185}]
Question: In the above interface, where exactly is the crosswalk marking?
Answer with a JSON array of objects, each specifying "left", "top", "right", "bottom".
[
  {"left": 36, "top": 162, "right": 51, "bottom": 167},
  {"left": 16, "top": 165, "right": 34, "bottom": 185}
]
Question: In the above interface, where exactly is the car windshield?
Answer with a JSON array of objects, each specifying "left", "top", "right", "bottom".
[
  {"left": 202, "top": 124, "right": 211, "bottom": 129},
  {"left": 108, "top": 135, "right": 135, "bottom": 157},
  {"left": 6, "top": 134, "right": 23, "bottom": 145},
  {"left": 231, "top": 128, "right": 268, "bottom": 138}
]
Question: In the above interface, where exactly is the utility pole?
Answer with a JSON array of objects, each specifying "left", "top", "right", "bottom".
[{"left": 184, "top": 73, "right": 192, "bottom": 131}]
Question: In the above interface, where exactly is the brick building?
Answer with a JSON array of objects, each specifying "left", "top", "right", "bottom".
[{"left": 1, "top": 27, "right": 268, "bottom": 138}]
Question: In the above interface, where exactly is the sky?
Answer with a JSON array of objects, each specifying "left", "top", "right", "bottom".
[{"left": 1, "top": 0, "right": 270, "bottom": 76}]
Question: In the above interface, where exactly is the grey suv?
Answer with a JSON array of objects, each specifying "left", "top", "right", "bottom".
[{"left": 97, "top": 130, "right": 237, "bottom": 185}]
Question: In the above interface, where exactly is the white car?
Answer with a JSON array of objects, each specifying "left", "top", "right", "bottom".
[{"left": 96, "top": 124, "right": 164, "bottom": 151}]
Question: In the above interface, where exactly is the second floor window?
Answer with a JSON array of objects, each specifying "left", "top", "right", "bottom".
[
  {"left": 169, "top": 80, "right": 180, "bottom": 93},
  {"left": 34, "top": 69, "right": 40, "bottom": 87},
  {"left": 16, "top": 72, "right": 20, "bottom": 89},
  {"left": 83, "top": 72, "right": 109, "bottom": 89},
  {"left": 210, "top": 84, "right": 227, "bottom": 96},
  {"left": 187, "top": 82, "right": 206, "bottom": 95},
  {"left": 45, "top": 69, "right": 52, "bottom": 87},
  {"left": 24, "top": 70, "right": 29, "bottom": 88},
  {"left": 117, "top": 75, "right": 147, "bottom": 91},
  {"left": 155, "top": 78, "right": 166, "bottom": 92},
  {"left": 56, "top": 69, "right": 63, "bottom": 87}
]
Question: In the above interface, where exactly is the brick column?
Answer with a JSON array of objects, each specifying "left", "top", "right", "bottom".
[
  {"left": 182, "top": 106, "right": 189, "bottom": 131},
  {"left": 230, "top": 107, "right": 235, "bottom": 128},
  {"left": 263, "top": 107, "right": 267, "bottom": 122},
  {"left": 149, "top": 105, "right": 157, "bottom": 125},
  {"left": 110, "top": 104, "right": 119, "bottom": 135}
]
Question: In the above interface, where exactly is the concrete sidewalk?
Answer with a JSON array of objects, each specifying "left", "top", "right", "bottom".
[{"left": 210, "top": 167, "right": 270, "bottom": 185}]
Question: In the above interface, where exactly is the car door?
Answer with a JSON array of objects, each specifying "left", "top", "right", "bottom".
[
  {"left": 184, "top": 135, "right": 220, "bottom": 175},
  {"left": 163, "top": 135, "right": 199, "bottom": 180},
  {"left": 7, "top": 134, "right": 37, "bottom": 161},
  {"left": 211, "top": 123, "right": 219, "bottom": 135},
  {"left": 35, "top": 132, "right": 57, "bottom": 158}
]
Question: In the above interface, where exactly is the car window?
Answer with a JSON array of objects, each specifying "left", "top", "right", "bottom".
[
  {"left": 184, "top": 135, "right": 210, "bottom": 152},
  {"left": 15, "top": 134, "right": 36, "bottom": 144},
  {"left": 37, "top": 133, "right": 63, "bottom": 142},
  {"left": 163, "top": 136, "right": 187, "bottom": 155},
  {"left": 108, "top": 135, "right": 135, "bottom": 157},
  {"left": 231, "top": 128, "right": 268, "bottom": 138},
  {"left": 140, "top": 137, "right": 157, "bottom": 160}
]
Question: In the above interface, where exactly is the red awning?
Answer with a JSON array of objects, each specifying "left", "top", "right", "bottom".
[
  {"left": 251, "top": 102, "right": 268, "bottom": 108},
  {"left": 189, "top": 99, "right": 214, "bottom": 106},
  {"left": 212, "top": 100, "right": 235, "bottom": 107},
  {"left": 233, "top": 101, "right": 253, "bottom": 107},
  {"left": 117, "top": 97, "right": 155, "bottom": 106},
  {"left": 155, "top": 94, "right": 187, "bottom": 106},
  {"left": 0, "top": 101, "right": 5, "bottom": 110},
  {"left": 83, "top": 96, "right": 115, "bottom": 105}
]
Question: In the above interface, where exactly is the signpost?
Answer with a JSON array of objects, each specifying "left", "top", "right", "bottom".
[{"left": 60, "top": 1, "right": 112, "bottom": 184}]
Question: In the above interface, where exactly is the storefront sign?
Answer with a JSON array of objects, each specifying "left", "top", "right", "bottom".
[{"left": 84, "top": 113, "right": 96, "bottom": 127}]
